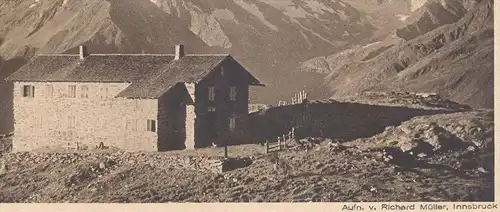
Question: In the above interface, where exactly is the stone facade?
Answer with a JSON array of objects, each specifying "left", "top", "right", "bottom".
[
  {"left": 0, "top": 82, "right": 13, "bottom": 135},
  {"left": 9, "top": 52, "right": 262, "bottom": 152},
  {"left": 13, "top": 82, "right": 159, "bottom": 152},
  {"left": 193, "top": 58, "right": 250, "bottom": 147},
  {"left": 157, "top": 83, "right": 192, "bottom": 151}
]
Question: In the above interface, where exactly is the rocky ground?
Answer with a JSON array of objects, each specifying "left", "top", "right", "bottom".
[
  {"left": 332, "top": 91, "right": 472, "bottom": 110},
  {"left": 0, "top": 109, "right": 494, "bottom": 202}
]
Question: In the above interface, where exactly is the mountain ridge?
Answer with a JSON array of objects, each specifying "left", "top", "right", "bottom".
[{"left": 301, "top": 0, "right": 492, "bottom": 108}]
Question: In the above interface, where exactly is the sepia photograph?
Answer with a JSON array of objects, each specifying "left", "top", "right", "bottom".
[{"left": 0, "top": 0, "right": 496, "bottom": 207}]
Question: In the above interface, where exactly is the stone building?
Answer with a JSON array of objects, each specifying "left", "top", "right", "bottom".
[{"left": 5, "top": 45, "right": 263, "bottom": 152}]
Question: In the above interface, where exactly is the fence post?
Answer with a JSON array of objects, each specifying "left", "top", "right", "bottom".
[
  {"left": 265, "top": 140, "right": 269, "bottom": 154},
  {"left": 285, "top": 133, "right": 290, "bottom": 149},
  {"left": 278, "top": 137, "right": 282, "bottom": 151},
  {"left": 283, "top": 134, "right": 286, "bottom": 149},
  {"left": 224, "top": 146, "right": 228, "bottom": 158}
]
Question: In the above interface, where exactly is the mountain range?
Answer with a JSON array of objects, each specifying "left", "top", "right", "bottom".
[{"left": 301, "top": 0, "right": 493, "bottom": 109}]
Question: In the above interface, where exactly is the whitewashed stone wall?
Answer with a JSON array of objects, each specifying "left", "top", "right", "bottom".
[
  {"left": 185, "top": 105, "right": 196, "bottom": 149},
  {"left": 12, "top": 82, "right": 159, "bottom": 152},
  {"left": 185, "top": 82, "right": 196, "bottom": 149}
]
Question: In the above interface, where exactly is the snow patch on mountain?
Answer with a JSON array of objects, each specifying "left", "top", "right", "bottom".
[{"left": 234, "top": 0, "right": 279, "bottom": 31}]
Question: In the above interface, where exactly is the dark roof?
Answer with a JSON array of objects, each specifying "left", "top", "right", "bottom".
[
  {"left": 5, "top": 54, "right": 262, "bottom": 98},
  {"left": 116, "top": 55, "right": 227, "bottom": 98},
  {"left": 5, "top": 54, "right": 174, "bottom": 82}
]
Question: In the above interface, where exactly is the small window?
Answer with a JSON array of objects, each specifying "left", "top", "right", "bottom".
[
  {"left": 35, "top": 115, "right": 43, "bottom": 129},
  {"left": 68, "top": 116, "right": 76, "bottom": 129},
  {"left": 220, "top": 65, "right": 224, "bottom": 76},
  {"left": 208, "top": 107, "right": 216, "bottom": 112},
  {"left": 208, "top": 87, "right": 215, "bottom": 101},
  {"left": 99, "top": 87, "right": 109, "bottom": 99},
  {"left": 96, "top": 118, "right": 104, "bottom": 129},
  {"left": 68, "top": 85, "right": 76, "bottom": 98},
  {"left": 229, "top": 115, "right": 236, "bottom": 131},
  {"left": 126, "top": 119, "right": 137, "bottom": 132},
  {"left": 229, "top": 87, "right": 237, "bottom": 101},
  {"left": 80, "top": 85, "right": 89, "bottom": 98},
  {"left": 134, "top": 99, "right": 141, "bottom": 111},
  {"left": 147, "top": 119, "right": 156, "bottom": 132},
  {"left": 22, "top": 85, "right": 35, "bottom": 97},
  {"left": 45, "top": 85, "right": 53, "bottom": 98}
]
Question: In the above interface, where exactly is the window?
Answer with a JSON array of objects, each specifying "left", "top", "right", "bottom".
[
  {"left": 35, "top": 115, "right": 43, "bottom": 129},
  {"left": 229, "top": 115, "right": 236, "bottom": 131},
  {"left": 208, "top": 87, "right": 215, "bottom": 101},
  {"left": 229, "top": 87, "right": 237, "bottom": 101},
  {"left": 208, "top": 107, "right": 216, "bottom": 112},
  {"left": 147, "top": 120, "right": 156, "bottom": 132},
  {"left": 96, "top": 118, "right": 104, "bottom": 129},
  {"left": 22, "top": 85, "right": 35, "bottom": 97},
  {"left": 99, "top": 87, "right": 109, "bottom": 99},
  {"left": 126, "top": 119, "right": 137, "bottom": 132},
  {"left": 68, "top": 85, "right": 76, "bottom": 98},
  {"left": 220, "top": 65, "right": 225, "bottom": 76},
  {"left": 80, "top": 85, "right": 89, "bottom": 98},
  {"left": 134, "top": 99, "right": 141, "bottom": 111},
  {"left": 68, "top": 116, "right": 76, "bottom": 129},
  {"left": 45, "top": 85, "right": 53, "bottom": 98}
]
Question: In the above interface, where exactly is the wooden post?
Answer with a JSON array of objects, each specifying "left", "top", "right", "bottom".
[
  {"left": 265, "top": 140, "right": 269, "bottom": 154},
  {"left": 283, "top": 134, "right": 287, "bottom": 149},
  {"left": 288, "top": 132, "right": 291, "bottom": 143},
  {"left": 278, "top": 137, "right": 282, "bottom": 151},
  {"left": 283, "top": 134, "right": 286, "bottom": 149},
  {"left": 224, "top": 146, "right": 228, "bottom": 158}
]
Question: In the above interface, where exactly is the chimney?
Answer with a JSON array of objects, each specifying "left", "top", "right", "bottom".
[
  {"left": 174, "top": 44, "right": 185, "bottom": 60},
  {"left": 79, "top": 45, "right": 89, "bottom": 59}
]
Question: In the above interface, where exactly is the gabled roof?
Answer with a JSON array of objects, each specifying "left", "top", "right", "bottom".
[
  {"left": 5, "top": 53, "right": 263, "bottom": 99},
  {"left": 116, "top": 55, "right": 228, "bottom": 98}
]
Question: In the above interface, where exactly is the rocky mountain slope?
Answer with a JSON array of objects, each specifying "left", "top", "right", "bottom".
[
  {"left": 301, "top": 0, "right": 493, "bottom": 109},
  {"left": 396, "top": 0, "right": 469, "bottom": 41}
]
